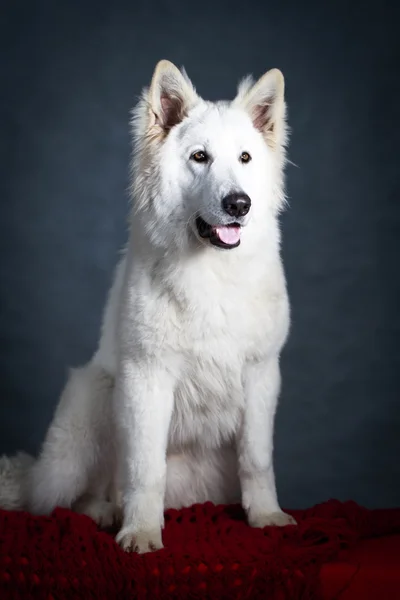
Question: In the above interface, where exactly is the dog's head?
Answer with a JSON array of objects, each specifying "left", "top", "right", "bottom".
[{"left": 131, "top": 60, "right": 287, "bottom": 253}]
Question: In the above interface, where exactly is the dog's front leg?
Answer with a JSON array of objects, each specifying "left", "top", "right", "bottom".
[
  {"left": 114, "top": 358, "right": 175, "bottom": 553},
  {"left": 237, "top": 357, "right": 296, "bottom": 528}
]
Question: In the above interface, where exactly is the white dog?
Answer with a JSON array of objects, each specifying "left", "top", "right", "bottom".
[{"left": 5, "top": 60, "right": 296, "bottom": 553}]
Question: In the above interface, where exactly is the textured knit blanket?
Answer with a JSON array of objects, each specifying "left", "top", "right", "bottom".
[{"left": 1, "top": 499, "right": 400, "bottom": 599}]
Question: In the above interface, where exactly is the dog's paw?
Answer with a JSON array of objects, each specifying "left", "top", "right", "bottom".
[
  {"left": 116, "top": 526, "right": 163, "bottom": 554},
  {"left": 249, "top": 510, "right": 297, "bottom": 529}
]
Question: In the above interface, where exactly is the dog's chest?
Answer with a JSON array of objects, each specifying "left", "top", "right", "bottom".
[
  {"left": 129, "top": 254, "right": 289, "bottom": 450},
  {"left": 162, "top": 259, "right": 288, "bottom": 362},
  {"left": 164, "top": 272, "right": 287, "bottom": 451}
]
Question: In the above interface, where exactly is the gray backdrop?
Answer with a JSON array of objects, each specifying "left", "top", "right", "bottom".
[{"left": 1, "top": 0, "right": 399, "bottom": 509}]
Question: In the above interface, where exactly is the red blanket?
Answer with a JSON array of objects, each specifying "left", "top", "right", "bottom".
[{"left": 1, "top": 500, "right": 399, "bottom": 599}]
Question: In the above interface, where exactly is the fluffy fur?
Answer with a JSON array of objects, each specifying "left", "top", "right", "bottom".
[{"left": 0, "top": 60, "right": 295, "bottom": 553}]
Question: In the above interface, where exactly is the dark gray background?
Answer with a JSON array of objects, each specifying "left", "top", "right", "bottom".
[{"left": 1, "top": 0, "right": 399, "bottom": 509}]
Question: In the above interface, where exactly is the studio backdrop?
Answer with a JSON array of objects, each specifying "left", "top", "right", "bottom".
[{"left": 1, "top": 0, "right": 399, "bottom": 509}]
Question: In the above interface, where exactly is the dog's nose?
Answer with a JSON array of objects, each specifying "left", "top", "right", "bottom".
[{"left": 222, "top": 193, "right": 251, "bottom": 218}]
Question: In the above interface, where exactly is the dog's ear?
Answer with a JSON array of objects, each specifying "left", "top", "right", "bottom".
[
  {"left": 149, "top": 60, "right": 198, "bottom": 133},
  {"left": 234, "top": 69, "right": 286, "bottom": 149}
]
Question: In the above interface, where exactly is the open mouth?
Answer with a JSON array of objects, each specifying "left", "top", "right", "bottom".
[{"left": 195, "top": 216, "right": 241, "bottom": 249}]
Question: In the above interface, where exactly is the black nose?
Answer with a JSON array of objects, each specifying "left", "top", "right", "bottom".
[{"left": 222, "top": 192, "right": 251, "bottom": 218}]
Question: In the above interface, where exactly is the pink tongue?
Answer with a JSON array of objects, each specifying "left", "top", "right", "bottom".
[{"left": 214, "top": 225, "right": 241, "bottom": 245}]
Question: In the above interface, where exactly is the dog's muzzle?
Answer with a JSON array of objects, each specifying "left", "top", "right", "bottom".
[{"left": 195, "top": 192, "right": 250, "bottom": 249}]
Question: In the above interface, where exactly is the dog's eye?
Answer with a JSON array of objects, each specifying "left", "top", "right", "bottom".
[
  {"left": 191, "top": 151, "right": 209, "bottom": 163},
  {"left": 240, "top": 151, "right": 252, "bottom": 164}
]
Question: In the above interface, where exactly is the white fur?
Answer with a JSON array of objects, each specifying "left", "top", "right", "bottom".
[
  {"left": 0, "top": 60, "right": 295, "bottom": 553},
  {"left": 0, "top": 453, "right": 34, "bottom": 510}
]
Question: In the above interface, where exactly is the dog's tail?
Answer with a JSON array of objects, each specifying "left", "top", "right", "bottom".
[{"left": 0, "top": 452, "right": 35, "bottom": 511}]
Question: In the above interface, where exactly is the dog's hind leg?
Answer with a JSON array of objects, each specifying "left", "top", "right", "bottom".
[
  {"left": 26, "top": 364, "right": 114, "bottom": 517},
  {"left": 73, "top": 494, "right": 117, "bottom": 528},
  {"left": 73, "top": 469, "right": 122, "bottom": 528}
]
